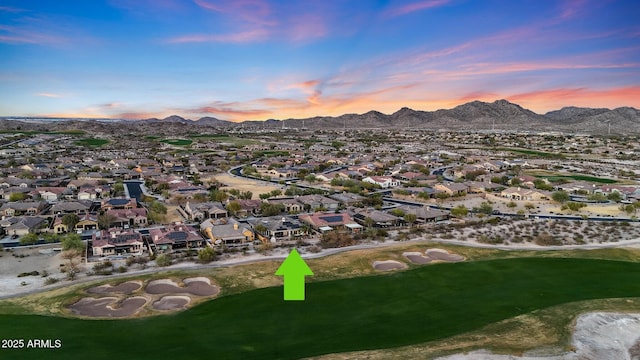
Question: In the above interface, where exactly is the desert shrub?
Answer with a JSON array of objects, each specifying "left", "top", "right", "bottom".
[
  {"left": 44, "top": 277, "right": 59, "bottom": 285},
  {"left": 320, "top": 231, "right": 357, "bottom": 248},
  {"left": 117, "top": 266, "right": 127, "bottom": 273},
  {"left": 198, "top": 247, "right": 217, "bottom": 263},
  {"left": 156, "top": 254, "right": 172, "bottom": 267},
  {"left": 17, "top": 271, "right": 40, "bottom": 277},
  {"left": 534, "top": 233, "right": 563, "bottom": 246}
]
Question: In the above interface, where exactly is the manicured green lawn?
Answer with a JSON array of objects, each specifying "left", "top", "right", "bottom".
[
  {"left": 73, "top": 138, "right": 109, "bottom": 147},
  {"left": 537, "top": 174, "right": 618, "bottom": 184},
  {"left": 495, "top": 147, "right": 564, "bottom": 159},
  {"left": 2, "top": 258, "right": 640, "bottom": 360}
]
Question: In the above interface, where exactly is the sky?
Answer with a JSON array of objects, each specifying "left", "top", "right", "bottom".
[{"left": 0, "top": 0, "right": 639, "bottom": 121}]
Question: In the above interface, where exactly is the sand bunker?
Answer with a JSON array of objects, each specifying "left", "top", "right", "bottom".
[
  {"left": 426, "top": 248, "right": 465, "bottom": 262},
  {"left": 87, "top": 281, "right": 142, "bottom": 294},
  {"left": 402, "top": 251, "right": 433, "bottom": 264},
  {"left": 373, "top": 260, "right": 408, "bottom": 271},
  {"left": 69, "top": 296, "right": 147, "bottom": 318},
  {"left": 146, "top": 278, "right": 220, "bottom": 297},
  {"left": 403, "top": 248, "right": 465, "bottom": 264},
  {"left": 152, "top": 295, "right": 191, "bottom": 311}
]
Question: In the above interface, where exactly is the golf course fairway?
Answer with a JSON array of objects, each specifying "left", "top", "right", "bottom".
[{"left": 2, "top": 257, "right": 640, "bottom": 360}]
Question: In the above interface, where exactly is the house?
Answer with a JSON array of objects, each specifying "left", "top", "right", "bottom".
[
  {"left": 1, "top": 216, "right": 47, "bottom": 236},
  {"left": 328, "top": 192, "right": 366, "bottom": 206},
  {"left": 299, "top": 212, "right": 358, "bottom": 231},
  {"left": 362, "top": 176, "right": 400, "bottom": 188},
  {"left": 75, "top": 213, "right": 99, "bottom": 232},
  {"left": 51, "top": 215, "right": 69, "bottom": 234},
  {"left": 434, "top": 182, "right": 468, "bottom": 196},
  {"left": 184, "top": 201, "right": 227, "bottom": 221},
  {"left": 267, "top": 197, "right": 303, "bottom": 213},
  {"left": 464, "top": 181, "right": 502, "bottom": 194},
  {"left": 32, "top": 187, "right": 70, "bottom": 202},
  {"left": 50, "top": 200, "right": 93, "bottom": 215},
  {"left": 395, "top": 205, "right": 450, "bottom": 223},
  {"left": 0, "top": 201, "right": 48, "bottom": 217},
  {"left": 231, "top": 199, "right": 262, "bottom": 217},
  {"left": 500, "top": 187, "right": 547, "bottom": 201},
  {"left": 101, "top": 198, "right": 137, "bottom": 211},
  {"left": 92, "top": 229, "right": 144, "bottom": 257},
  {"left": 201, "top": 218, "right": 254, "bottom": 247},
  {"left": 248, "top": 216, "right": 305, "bottom": 242},
  {"left": 149, "top": 224, "right": 205, "bottom": 252},
  {"left": 296, "top": 195, "right": 340, "bottom": 211},
  {"left": 352, "top": 209, "right": 402, "bottom": 227},
  {"left": 106, "top": 208, "right": 148, "bottom": 228}
]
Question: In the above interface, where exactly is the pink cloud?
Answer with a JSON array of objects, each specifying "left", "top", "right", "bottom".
[
  {"left": 288, "top": 14, "right": 327, "bottom": 42},
  {"left": 0, "top": 25, "right": 66, "bottom": 45},
  {"left": 559, "top": 0, "right": 588, "bottom": 20},
  {"left": 35, "top": 92, "right": 63, "bottom": 98},
  {"left": 194, "top": 0, "right": 276, "bottom": 26},
  {"left": 0, "top": 6, "right": 25, "bottom": 13},
  {"left": 385, "top": 0, "right": 450, "bottom": 17},
  {"left": 166, "top": 29, "right": 269, "bottom": 43}
]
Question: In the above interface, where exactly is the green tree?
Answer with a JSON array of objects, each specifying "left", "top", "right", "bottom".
[
  {"left": 198, "top": 247, "right": 217, "bottom": 263},
  {"left": 477, "top": 202, "right": 493, "bottom": 215},
  {"left": 403, "top": 213, "right": 417, "bottom": 226},
  {"left": 588, "top": 193, "right": 607, "bottom": 202},
  {"left": 9, "top": 192, "right": 27, "bottom": 201},
  {"left": 61, "top": 213, "right": 80, "bottom": 232},
  {"left": 607, "top": 191, "right": 623, "bottom": 203},
  {"left": 156, "top": 254, "right": 172, "bottom": 267},
  {"left": 61, "top": 233, "right": 84, "bottom": 252},
  {"left": 98, "top": 213, "right": 117, "bottom": 229},
  {"left": 112, "top": 182, "right": 125, "bottom": 196},
  {"left": 551, "top": 190, "right": 570, "bottom": 203},
  {"left": 450, "top": 205, "right": 469, "bottom": 217},
  {"left": 226, "top": 201, "right": 241, "bottom": 216},
  {"left": 20, "top": 233, "right": 39, "bottom": 245},
  {"left": 621, "top": 204, "right": 636, "bottom": 215},
  {"left": 506, "top": 201, "right": 517, "bottom": 208}
]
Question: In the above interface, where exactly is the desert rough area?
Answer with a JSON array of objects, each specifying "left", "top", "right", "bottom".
[{"left": 438, "top": 312, "right": 640, "bottom": 360}]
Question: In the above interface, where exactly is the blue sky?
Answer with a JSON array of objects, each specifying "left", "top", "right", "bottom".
[{"left": 1, "top": 0, "right": 638, "bottom": 120}]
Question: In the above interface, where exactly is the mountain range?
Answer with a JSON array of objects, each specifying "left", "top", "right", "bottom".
[
  {"left": 2, "top": 100, "right": 639, "bottom": 134},
  {"left": 145, "top": 100, "right": 640, "bottom": 134}
]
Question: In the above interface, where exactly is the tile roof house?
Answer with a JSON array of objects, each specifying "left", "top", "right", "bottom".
[
  {"left": 248, "top": 216, "right": 305, "bottom": 242},
  {"left": 500, "top": 187, "right": 548, "bottom": 201},
  {"left": 352, "top": 209, "right": 402, "bottom": 227},
  {"left": 92, "top": 229, "right": 144, "bottom": 257},
  {"left": 184, "top": 201, "right": 228, "bottom": 221},
  {"left": 149, "top": 224, "right": 205, "bottom": 252},
  {"left": 101, "top": 198, "right": 137, "bottom": 211},
  {"left": 396, "top": 205, "right": 450, "bottom": 223},
  {"left": 201, "top": 218, "right": 254, "bottom": 247},
  {"left": 299, "top": 212, "right": 358, "bottom": 231},
  {"left": 106, "top": 208, "right": 148, "bottom": 228},
  {"left": 1, "top": 216, "right": 47, "bottom": 236},
  {"left": 295, "top": 195, "right": 340, "bottom": 211},
  {"left": 0, "top": 201, "right": 48, "bottom": 217},
  {"left": 362, "top": 176, "right": 400, "bottom": 189}
]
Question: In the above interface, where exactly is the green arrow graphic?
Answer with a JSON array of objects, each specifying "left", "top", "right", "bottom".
[{"left": 275, "top": 248, "right": 314, "bottom": 301}]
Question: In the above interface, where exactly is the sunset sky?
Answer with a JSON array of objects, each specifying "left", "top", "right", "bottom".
[{"left": 1, "top": 0, "right": 638, "bottom": 121}]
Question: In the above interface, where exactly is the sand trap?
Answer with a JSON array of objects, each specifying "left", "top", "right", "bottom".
[
  {"left": 373, "top": 260, "right": 407, "bottom": 271},
  {"left": 87, "top": 281, "right": 142, "bottom": 294},
  {"left": 69, "top": 296, "right": 147, "bottom": 318},
  {"left": 145, "top": 278, "right": 220, "bottom": 297},
  {"left": 426, "top": 248, "right": 465, "bottom": 262},
  {"left": 403, "top": 251, "right": 433, "bottom": 264},
  {"left": 152, "top": 295, "right": 191, "bottom": 311}
]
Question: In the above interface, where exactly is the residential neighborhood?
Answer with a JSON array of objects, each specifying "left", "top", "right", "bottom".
[{"left": 0, "top": 125, "right": 639, "bottom": 277}]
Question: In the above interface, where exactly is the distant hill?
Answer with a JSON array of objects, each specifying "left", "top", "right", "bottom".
[{"left": 1, "top": 100, "right": 638, "bottom": 134}]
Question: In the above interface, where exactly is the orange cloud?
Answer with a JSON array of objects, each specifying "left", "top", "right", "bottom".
[{"left": 506, "top": 86, "right": 640, "bottom": 113}]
